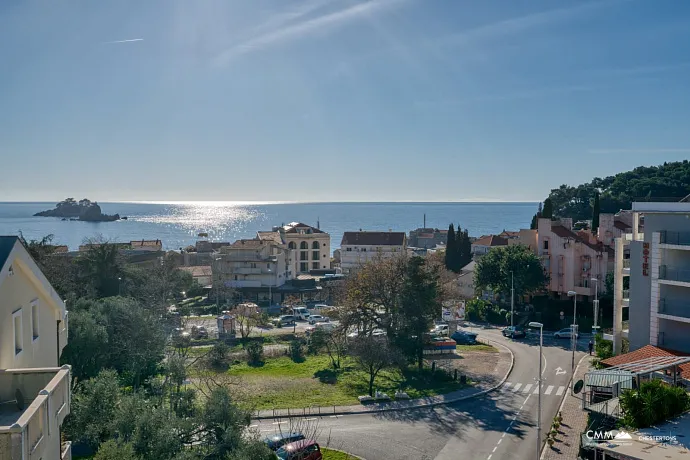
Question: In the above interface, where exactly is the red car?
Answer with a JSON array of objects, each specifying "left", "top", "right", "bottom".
[{"left": 274, "top": 439, "right": 322, "bottom": 460}]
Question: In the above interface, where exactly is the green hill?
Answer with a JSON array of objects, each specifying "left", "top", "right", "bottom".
[{"left": 546, "top": 161, "right": 690, "bottom": 220}]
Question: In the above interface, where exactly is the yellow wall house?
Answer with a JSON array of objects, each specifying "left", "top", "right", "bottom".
[{"left": 0, "top": 236, "right": 71, "bottom": 460}]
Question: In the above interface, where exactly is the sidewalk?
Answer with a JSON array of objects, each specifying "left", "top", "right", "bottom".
[
  {"left": 541, "top": 354, "right": 595, "bottom": 460},
  {"left": 253, "top": 337, "right": 514, "bottom": 419}
]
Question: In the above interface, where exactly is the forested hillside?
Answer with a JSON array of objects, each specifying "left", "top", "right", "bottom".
[{"left": 546, "top": 161, "right": 690, "bottom": 219}]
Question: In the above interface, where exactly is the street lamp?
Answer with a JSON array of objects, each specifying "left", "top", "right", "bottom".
[
  {"left": 117, "top": 277, "right": 122, "bottom": 296},
  {"left": 528, "top": 321, "right": 544, "bottom": 460},
  {"left": 591, "top": 277, "right": 600, "bottom": 335},
  {"left": 510, "top": 271, "right": 514, "bottom": 333},
  {"left": 567, "top": 290, "right": 578, "bottom": 382}
]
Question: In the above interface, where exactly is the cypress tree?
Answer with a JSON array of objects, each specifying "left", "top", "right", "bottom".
[
  {"left": 542, "top": 198, "right": 554, "bottom": 219},
  {"left": 459, "top": 228, "right": 472, "bottom": 268},
  {"left": 445, "top": 224, "right": 456, "bottom": 271},
  {"left": 592, "top": 192, "right": 601, "bottom": 232}
]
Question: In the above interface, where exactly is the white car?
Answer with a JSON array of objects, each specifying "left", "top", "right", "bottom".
[
  {"left": 431, "top": 324, "right": 450, "bottom": 335},
  {"left": 308, "top": 314, "right": 329, "bottom": 325},
  {"left": 554, "top": 328, "right": 579, "bottom": 339}
]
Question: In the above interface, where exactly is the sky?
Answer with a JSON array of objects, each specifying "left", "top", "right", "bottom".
[{"left": 2, "top": 0, "right": 690, "bottom": 202}]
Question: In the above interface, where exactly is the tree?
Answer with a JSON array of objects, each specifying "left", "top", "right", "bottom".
[
  {"left": 542, "top": 198, "right": 554, "bottom": 219},
  {"left": 350, "top": 336, "right": 400, "bottom": 396},
  {"left": 592, "top": 192, "right": 601, "bottom": 232},
  {"left": 474, "top": 245, "right": 547, "bottom": 300},
  {"left": 396, "top": 257, "right": 441, "bottom": 369},
  {"left": 94, "top": 440, "right": 140, "bottom": 460},
  {"left": 310, "top": 328, "right": 347, "bottom": 370},
  {"left": 229, "top": 304, "right": 260, "bottom": 339},
  {"left": 530, "top": 202, "right": 543, "bottom": 230},
  {"left": 75, "top": 238, "right": 126, "bottom": 298},
  {"left": 457, "top": 227, "right": 472, "bottom": 268},
  {"left": 60, "top": 300, "right": 110, "bottom": 386},
  {"left": 445, "top": 224, "right": 456, "bottom": 271}
]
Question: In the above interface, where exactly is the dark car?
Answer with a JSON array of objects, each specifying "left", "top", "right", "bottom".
[
  {"left": 191, "top": 325, "right": 208, "bottom": 339},
  {"left": 264, "top": 432, "right": 305, "bottom": 451},
  {"left": 275, "top": 439, "right": 322, "bottom": 460},
  {"left": 502, "top": 326, "right": 526, "bottom": 339},
  {"left": 451, "top": 330, "right": 477, "bottom": 345}
]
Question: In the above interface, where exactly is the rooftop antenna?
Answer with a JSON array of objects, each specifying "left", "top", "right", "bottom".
[{"left": 424, "top": 213, "right": 426, "bottom": 228}]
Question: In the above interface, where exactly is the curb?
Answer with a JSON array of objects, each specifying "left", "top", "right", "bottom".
[
  {"left": 539, "top": 353, "right": 590, "bottom": 460},
  {"left": 323, "top": 447, "right": 366, "bottom": 460},
  {"left": 252, "top": 336, "right": 515, "bottom": 420}
]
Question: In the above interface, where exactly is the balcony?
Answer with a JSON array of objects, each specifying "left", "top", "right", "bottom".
[
  {"left": 622, "top": 289, "right": 630, "bottom": 307},
  {"left": 659, "top": 266, "right": 690, "bottom": 285},
  {"left": 658, "top": 299, "right": 690, "bottom": 321},
  {"left": 0, "top": 366, "right": 71, "bottom": 460},
  {"left": 660, "top": 231, "right": 690, "bottom": 247}
]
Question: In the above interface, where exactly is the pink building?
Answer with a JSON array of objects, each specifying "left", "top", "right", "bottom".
[{"left": 537, "top": 218, "right": 613, "bottom": 299}]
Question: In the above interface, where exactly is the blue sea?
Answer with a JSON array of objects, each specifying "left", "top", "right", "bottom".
[{"left": 0, "top": 202, "right": 538, "bottom": 252}]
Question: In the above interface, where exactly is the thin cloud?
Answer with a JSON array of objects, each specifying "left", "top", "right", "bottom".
[
  {"left": 588, "top": 148, "right": 690, "bottom": 154},
  {"left": 103, "top": 38, "right": 144, "bottom": 44},
  {"left": 215, "top": 0, "right": 410, "bottom": 64}
]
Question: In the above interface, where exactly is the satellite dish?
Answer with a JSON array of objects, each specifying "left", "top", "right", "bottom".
[
  {"left": 15, "top": 389, "right": 25, "bottom": 411},
  {"left": 573, "top": 379, "right": 584, "bottom": 395}
]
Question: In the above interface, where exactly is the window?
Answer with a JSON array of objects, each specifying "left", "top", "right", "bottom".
[
  {"left": 312, "top": 262, "right": 319, "bottom": 269},
  {"left": 543, "top": 240, "right": 549, "bottom": 250},
  {"left": 288, "top": 242, "right": 296, "bottom": 249},
  {"left": 300, "top": 241, "right": 308, "bottom": 249},
  {"left": 312, "top": 241, "right": 319, "bottom": 249},
  {"left": 31, "top": 300, "right": 39, "bottom": 341},
  {"left": 312, "top": 251, "right": 319, "bottom": 260},
  {"left": 323, "top": 243, "right": 326, "bottom": 247},
  {"left": 300, "top": 251, "right": 308, "bottom": 261},
  {"left": 346, "top": 247, "right": 352, "bottom": 252},
  {"left": 361, "top": 248, "right": 367, "bottom": 252},
  {"left": 267, "top": 264, "right": 270, "bottom": 269},
  {"left": 300, "top": 263, "right": 308, "bottom": 272},
  {"left": 13, "top": 309, "right": 23, "bottom": 355}
]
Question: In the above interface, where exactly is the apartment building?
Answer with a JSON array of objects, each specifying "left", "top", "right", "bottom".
[
  {"left": 212, "top": 239, "right": 290, "bottom": 305},
  {"left": 0, "top": 236, "right": 71, "bottom": 460},
  {"left": 471, "top": 235, "right": 508, "bottom": 256},
  {"left": 408, "top": 228, "right": 448, "bottom": 250},
  {"left": 612, "top": 202, "right": 690, "bottom": 355},
  {"left": 340, "top": 231, "right": 407, "bottom": 273},
  {"left": 537, "top": 218, "right": 612, "bottom": 299},
  {"left": 272, "top": 222, "right": 331, "bottom": 274}
]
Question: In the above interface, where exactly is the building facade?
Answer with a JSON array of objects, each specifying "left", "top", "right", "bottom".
[
  {"left": 616, "top": 202, "right": 690, "bottom": 355},
  {"left": 273, "top": 223, "right": 331, "bottom": 274},
  {"left": 408, "top": 228, "right": 448, "bottom": 250},
  {"left": 0, "top": 236, "right": 72, "bottom": 460},
  {"left": 340, "top": 231, "right": 407, "bottom": 273},
  {"left": 537, "top": 218, "right": 612, "bottom": 299},
  {"left": 471, "top": 235, "right": 508, "bottom": 256}
]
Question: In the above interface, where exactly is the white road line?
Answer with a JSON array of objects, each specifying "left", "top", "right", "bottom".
[
  {"left": 272, "top": 421, "right": 288, "bottom": 425},
  {"left": 502, "top": 433, "right": 506, "bottom": 438},
  {"left": 522, "top": 383, "right": 533, "bottom": 394},
  {"left": 556, "top": 386, "right": 566, "bottom": 396},
  {"left": 249, "top": 424, "right": 258, "bottom": 428},
  {"left": 487, "top": 455, "right": 492, "bottom": 460},
  {"left": 497, "top": 439, "right": 502, "bottom": 445},
  {"left": 492, "top": 447, "right": 497, "bottom": 453},
  {"left": 533, "top": 385, "right": 540, "bottom": 394},
  {"left": 545, "top": 385, "right": 555, "bottom": 395},
  {"left": 523, "top": 394, "right": 531, "bottom": 404},
  {"left": 305, "top": 418, "right": 318, "bottom": 421},
  {"left": 512, "top": 416, "right": 517, "bottom": 421},
  {"left": 512, "top": 383, "right": 523, "bottom": 392},
  {"left": 503, "top": 382, "right": 513, "bottom": 391}
]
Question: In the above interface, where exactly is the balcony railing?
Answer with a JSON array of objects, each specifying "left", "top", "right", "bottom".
[
  {"left": 623, "top": 259, "right": 631, "bottom": 268},
  {"left": 659, "top": 265, "right": 690, "bottom": 284},
  {"left": 0, "top": 366, "right": 71, "bottom": 460},
  {"left": 661, "top": 231, "right": 690, "bottom": 246},
  {"left": 658, "top": 299, "right": 690, "bottom": 320},
  {"left": 622, "top": 289, "right": 630, "bottom": 300}
]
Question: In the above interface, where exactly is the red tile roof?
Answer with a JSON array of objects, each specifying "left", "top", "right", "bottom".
[
  {"left": 551, "top": 225, "right": 614, "bottom": 256},
  {"left": 473, "top": 235, "right": 508, "bottom": 247},
  {"left": 601, "top": 345, "right": 690, "bottom": 379}
]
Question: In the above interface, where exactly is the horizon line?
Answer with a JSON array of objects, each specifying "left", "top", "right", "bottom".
[{"left": 0, "top": 199, "right": 541, "bottom": 205}]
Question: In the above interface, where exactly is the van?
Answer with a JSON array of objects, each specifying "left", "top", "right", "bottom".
[{"left": 293, "top": 307, "right": 310, "bottom": 320}]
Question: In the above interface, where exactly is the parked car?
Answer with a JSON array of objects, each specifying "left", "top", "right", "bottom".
[
  {"left": 554, "top": 327, "right": 579, "bottom": 339},
  {"left": 307, "top": 314, "right": 329, "bottom": 325},
  {"left": 431, "top": 324, "right": 450, "bottom": 335},
  {"left": 292, "top": 307, "right": 310, "bottom": 320},
  {"left": 275, "top": 440, "right": 322, "bottom": 460},
  {"left": 191, "top": 325, "right": 208, "bottom": 339},
  {"left": 502, "top": 326, "right": 526, "bottom": 339},
  {"left": 315, "top": 322, "right": 335, "bottom": 332},
  {"left": 264, "top": 432, "right": 305, "bottom": 451},
  {"left": 276, "top": 315, "right": 296, "bottom": 327},
  {"left": 451, "top": 330, "right": 477, "bottom": 344}
]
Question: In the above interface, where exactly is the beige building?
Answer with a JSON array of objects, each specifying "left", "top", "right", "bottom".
[
  {"left": 471, "top": 235, "right": 508, "bottom": 256},
  {"left": 537, "top": 218, "right": 612, "bottom": 299},
  {"left": 179, "top": 265, "right": 213, "bottom": 288},
  {"left": 340, "top": 231, "right": 407, "bottom": 273},
  {"left": 272, "top": 223, "right": 331, "bottom": 274},
  {"left": 0, "top": 236, "right": 72, "bottom": 460}
]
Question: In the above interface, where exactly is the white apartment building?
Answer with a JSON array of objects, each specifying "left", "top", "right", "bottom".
[
  {"left": 272, "top": 223, "right": 331, "bottom": 274},
  {"left": 611, "top": 201, "right": 690, "bottom": 355},
  {"left": 212, "top": 239, "right": 290, "bottom": 305},
  {"left": 537, "top": 218, "right": 612, "bottom": 299},
  {"left": 340, "top": 231, "right": 407, "bottom": 273},
  {"left": 0, "top": 236, "right": 72, "bottom": 460}
]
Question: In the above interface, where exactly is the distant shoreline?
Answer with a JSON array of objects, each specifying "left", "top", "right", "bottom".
[{"left": 0, "top": 200, "right": 541, "bottom": 205}]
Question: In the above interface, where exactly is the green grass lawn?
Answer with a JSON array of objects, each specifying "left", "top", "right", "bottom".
[
  {"left": 321, "top": 447, "right": 359, "bottom": 459},
  {"left": 226, "top": 354, "right": 468, "bottom": 410},
  {"left": 456, "top": 344, "right": 498, "bottom": 353}
]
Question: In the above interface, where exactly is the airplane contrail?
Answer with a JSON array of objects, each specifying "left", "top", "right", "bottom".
[{"left": 104, "top": 38, "right": 144, "bottom": 44}]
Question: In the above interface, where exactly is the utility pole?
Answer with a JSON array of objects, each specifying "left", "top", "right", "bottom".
[
  {"left": 510, "top": 271, "right": 514, "bottom": 333},
  {"left": 592, "top": 278, "right": 600, "bottom": 336},
  {"left": 567, "top": 290, "right": 578, "bottom": 387}
]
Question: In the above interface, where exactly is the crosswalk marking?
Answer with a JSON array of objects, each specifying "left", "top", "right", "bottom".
[
  {"left": 501, "top": 382, "right": 568, "bottom": 397},
  {"left": 504, "top": 382, "right": 512, "bottom": 390},
  {"left": 512, "top": 383, "right": 522, "bottom": 392},
  {"left": 556, "top": 386, "right": 566, "bottom": 396},
  {"left": 545, "top": 385, "right": 554, "bottom": 395},
  {"left": 534, "top": 385, "right": 540, "bottom": 394},
  {"left": 522, "top": 384, "right": 533, "bottom": 394}
]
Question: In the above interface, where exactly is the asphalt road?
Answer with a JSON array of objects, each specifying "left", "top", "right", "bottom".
[{"left": 253, "top": 328, "right": 587, "bottom": 460}]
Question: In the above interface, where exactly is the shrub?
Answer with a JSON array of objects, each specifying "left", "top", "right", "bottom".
[
  {"left": 620, "top": 379, "right": 690, "bottom": 428},
  {"left": 595, "top": 333, "right": 613, "bottom": 360},
  {"left": 208, "top": 342, "right": 230, "bottom": 368},
  {"left": 245, "top": 341, "right": 264, "bottom": 365},
  {"left": 290, "top": 339, "right": 305, "bottom": 362}
]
